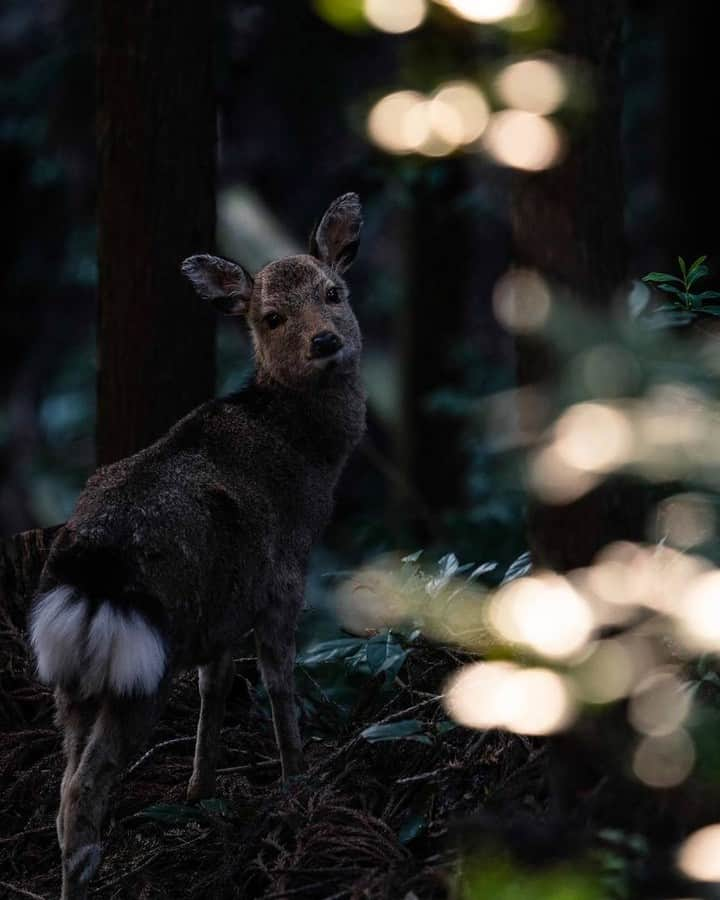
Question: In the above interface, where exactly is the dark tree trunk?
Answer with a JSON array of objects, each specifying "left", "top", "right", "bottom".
[
  {"left": 662, "top": 4, "right": 720, "bottom": 266},
  {"left": 96, "top": 0, "right": 217, "bottom": 465},
  {"left": 512, "top": 0, "right": 630, "bottom": 571},
  {"left": 512, "top": 0, "right": 627, "bottom": 312},
  {"left": 398, "top": 162, "right": 472, "bottom": 540}
]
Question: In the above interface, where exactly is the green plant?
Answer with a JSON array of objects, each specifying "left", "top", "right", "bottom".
[{"left": 642, "top": 255, "right": 720, "bottom": 326}]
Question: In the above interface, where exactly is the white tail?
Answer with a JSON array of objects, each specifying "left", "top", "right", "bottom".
[{"left": 30, "top": 586, "right": 166, "bottom": 697}]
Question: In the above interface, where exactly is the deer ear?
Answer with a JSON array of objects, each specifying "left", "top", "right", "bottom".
[
  {"left": 181, "top": 254, "right": 253, "bottom": 315},
  {"left": 309, "top": 193, "right": 363, "bottom": 274}
]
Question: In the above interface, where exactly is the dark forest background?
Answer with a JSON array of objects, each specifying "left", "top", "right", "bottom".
[{"left": 3, "top": 0, "right": 714, "bottom": 564}]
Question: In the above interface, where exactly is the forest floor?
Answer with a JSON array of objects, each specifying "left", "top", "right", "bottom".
[
  {"left": 0, "top": 580, "right": 710, "bottom": 899},
  {"left": 0, "top": 619, "right": 553, "bottom": 900}
]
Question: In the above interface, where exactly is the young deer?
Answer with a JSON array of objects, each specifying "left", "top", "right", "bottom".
[{"left": 29, "top": 194, "right": 366, "bottom": 900}]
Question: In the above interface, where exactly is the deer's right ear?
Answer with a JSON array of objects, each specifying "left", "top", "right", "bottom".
[{"left": 181, "top": 254, "right": 253, "bottom": 315}]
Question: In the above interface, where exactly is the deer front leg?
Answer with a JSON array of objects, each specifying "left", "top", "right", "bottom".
[
  {"left": 187, "top": 650, "right": 235, "bottom": 802},
  {"left": 255, "top": 615, "right": 305, "bottom": 780}
]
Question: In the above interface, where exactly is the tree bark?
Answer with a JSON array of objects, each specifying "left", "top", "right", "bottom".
[
  {"left": 512, "top": 0, "right": 627, "bottom": 311},
  {"left": 398, "top": 162, "right": 472, "bottom": 540},
  {"left": 512, "top": 0, "right": 629, "bottom": 571},
  {"left": 96, "top": 0, "right": 217, "bottom": 465}
]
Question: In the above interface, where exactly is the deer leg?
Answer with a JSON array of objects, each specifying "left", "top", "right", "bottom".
[
  {"left": 55, "top": 688, "right": 99, "bottom": 851},
  {"left": 187, "top": 649, "right": 234, "bottom": 802},
  {"left": 59, "top": 687, "right": 166, "bottom": 900},
  {"left": 255, "top": 620, "right": 305, "bottom": 780}
]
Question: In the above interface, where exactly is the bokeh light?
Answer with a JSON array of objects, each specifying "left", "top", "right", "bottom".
[
  {"left": 367, "top": 83, "right": 490, "bottom": 156},
  {"left": 367, "top": 90, "right": 426, "bottom": 154},
  {"left": 655, "top": 493, "right": 715, "bottom": 549},
  {"left": 489, "top": 573, "right": 594, "bottom": 660},
  {"left": 571, "top": 639, "right": 637, "bottom": 704},
  {"left": 579, "top": 343, "right": 641, "bottom": 397},
  {"left": 675, "top": 571, "right": 720, "bottom": 652},
  {"left": 530, "top": 443, "right": 599, "bottom": 504},
  {"left": 628, "top": 670, "right": 691, "bottom": 737},
  {"left": 431, "top": 82, "right": 490, "bottom": 144},
  {"left": 364, "top": 0, "right": 427, "bottom": 33},
  {"left": 495, "top": 58, "right": 568, "bottom": 114},
  {"left": 677, "top": 824, "right": 720, "bottom": 882},
  {"left": 492, "top": 268, "right": 552, "bottom": 334},
  {"left": 633, "top": 730, "right": 695, "bottom": 789},
  {"left": 483, "top": 110, "right": 564, "bottom": 171},
  {"left": 553, "top": 403, "right": 635, "bottom": 474},
  {"left": 445, "top": 661, "right": 575, "bottom": 735},
  {"left": 438, "top": 0, "right": 527, "bottom": 24}
]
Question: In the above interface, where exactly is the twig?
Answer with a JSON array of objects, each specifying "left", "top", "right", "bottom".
[
  {"left": 0, "top": 880, "right": 46, "bottom": 900},
  {"left": 396, "top": 764, "right": 459, "bottom": 785},
  {"left": 265, "top": 880, "right": 349, "bottom": 899},
  {"left": 216, "top": 758, "right": 279, "bottom": 774},
  {"left": 0, "top": 825, "right": 55, "bottom": 844},
  {"left": 125, "top": 736, "right": 195, "bottom": 776}
]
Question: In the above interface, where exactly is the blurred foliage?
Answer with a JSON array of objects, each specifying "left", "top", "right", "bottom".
[
  {"left": 460, "top": 855, "right": 605, "bottom": 900},
  {"left": 642, "top": 255, "right": 720, "bottom": 328}
]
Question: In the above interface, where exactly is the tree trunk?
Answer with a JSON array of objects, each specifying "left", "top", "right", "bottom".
[
  {"left": 512, "top": 0, "right": 629, "bottom": 571},
  {"left": 512, "top": 0, "right": 627, "bottom": 311},
  {"left": 96, "top": 0, "right": 217, "bottom": 465},
  {"left": 398, "top": 162, "right": 472, "bottom": 541}
]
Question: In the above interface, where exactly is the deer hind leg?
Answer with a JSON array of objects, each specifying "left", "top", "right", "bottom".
[
  {"left": 187, "top": 649, "right": 235, "bottom": 802},
  {"left": 255, "top": 618, "right": 305, "bottom": 780},
  {"left": 59, "top": 687, "right": 166, "bottom": 900},
  {"left": 55, "top": 688, "right": 100, "bottom": 851}
]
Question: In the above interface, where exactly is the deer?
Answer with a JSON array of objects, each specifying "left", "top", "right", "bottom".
[{"left": 28, "top": 193, "right": 366, "bottom": 900}]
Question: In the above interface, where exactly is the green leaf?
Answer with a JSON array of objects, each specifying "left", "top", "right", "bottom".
[
  {"left": 365, "top": 632, "right": 407, "bottom": 677},
  {"left": 297, "top": 638, "right": 365, "bottom": 667},
  {"left": 399, "top": 812, "right": 427, "bottom": 844},
  {"left": 199, "top": 798, "right": 229, "bottom": 816},
  {"left": 402, "top": 549, "right": 423, "bottom": 563},
  {"left": 467, "top": 561, "right": 497, "bottom": 582},
  {"left": 361, "top": 719, "right": 432, "bottom": 743},
  {"left": 678, "top": 256, "right": 687, "bottom": 278},
  {"left": 646, "top": 309, "right": 694, "bottom": 329},
  {"left": 641, "top": 272, "right": 682, "bottom": 284},
  {"left": 694, "top": 291, "right": 720, "bottom": 302},
  {"left": 687, "top": 265, "right": 710, "bottom": 287},
  {"left": 688, "top": 255, "right": 708, "bottom": 274},
  {"left": 502, "top": 551, "right": 532, "bottom": 584},
  {"left": 656, "top": 283, "right": 684, "bottom": 296},
  {"left": 698, "top": 306, "right": 720, "bottom": 317},
  {"left": 140, "top": 803, "right": 206, "bottom": 824},
  {"left": 436, "top": 719, "right": 458, "bottom": 735},
  {"left": 426, "top": 553, "right": 460, "bottom": 596}
]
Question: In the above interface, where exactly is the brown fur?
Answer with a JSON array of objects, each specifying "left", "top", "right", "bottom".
[{"left": 33, "top": 194, "right": 366, "bottom": 899}]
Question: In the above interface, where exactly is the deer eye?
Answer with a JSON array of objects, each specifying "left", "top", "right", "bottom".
[
  {"left": 263, "top": 311, "right": 285, "bottom": 330},
  {"left": 326, "top": 286, "right": 341, "bottom": 305}
]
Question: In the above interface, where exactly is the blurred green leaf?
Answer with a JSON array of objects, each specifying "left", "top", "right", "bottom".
[
  {"left": 140, "top": 803, "right": 206, "bottom": 824},
  {"left": 687, "top": 265, "right": 710, "bottom": 287},
  {"left": 688, "top": 255, "right": 708, "bottom": 275},
  {"left": 641, "top": 272, "right": 681, "bottom": 284},
  {"left": 399, "top": 812, "right": 427, "bottom": 844},
  {"left": 361, "top": 719, "right": 432, "bottom": 744},
  {"left": 297, "top": 638, "right": 366, "bottom": 667}
]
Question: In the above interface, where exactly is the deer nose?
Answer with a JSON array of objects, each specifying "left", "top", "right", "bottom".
[{"left": 311, "top": 331, "right": 343, "bottom": 358}]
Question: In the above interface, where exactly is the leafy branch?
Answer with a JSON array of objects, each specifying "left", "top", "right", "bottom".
[{"left": 642, "top": 255, "right": 720, "bottom": 326}]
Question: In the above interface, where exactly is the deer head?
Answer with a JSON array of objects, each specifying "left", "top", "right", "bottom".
[{"left": 181, "top": 193, "right": 363, "bottom": 389}]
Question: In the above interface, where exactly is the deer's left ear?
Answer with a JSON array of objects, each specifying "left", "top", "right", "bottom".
[
  {"left": 309, "top": 193, "right": 363, "bottom": 274},
  {"left": 181, "top": 254, "right": 253, "bottom": 315}
]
